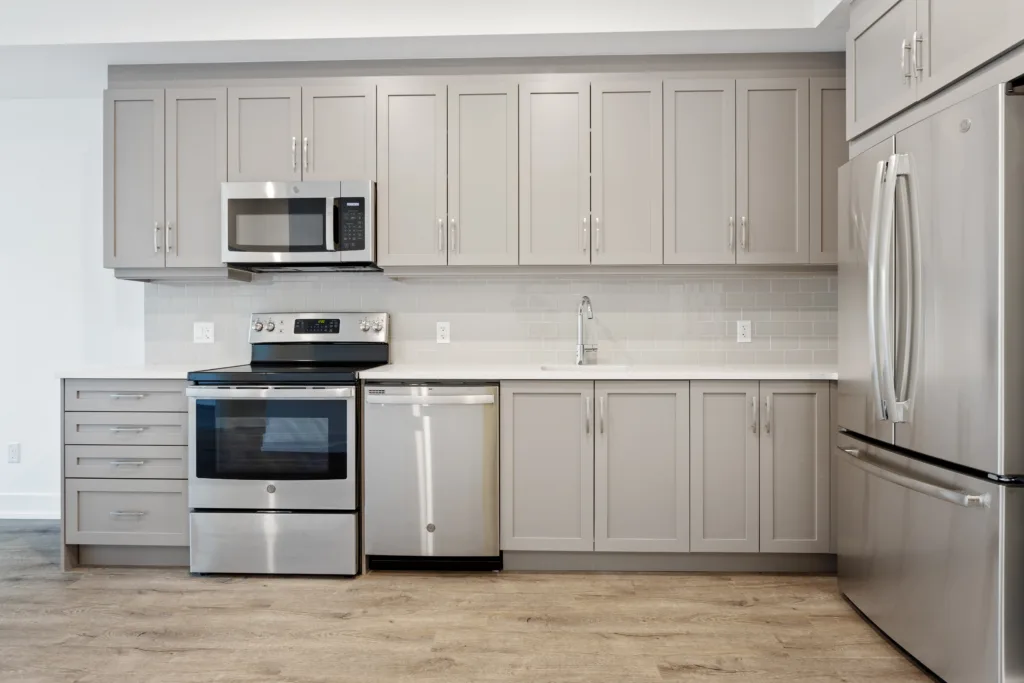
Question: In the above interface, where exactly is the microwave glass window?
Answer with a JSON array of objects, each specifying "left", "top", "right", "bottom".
[{"left": 227, "top": 198, "right": 326, "bottom": 252}]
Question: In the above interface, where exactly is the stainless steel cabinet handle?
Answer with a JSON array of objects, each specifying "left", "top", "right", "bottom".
[
  {"left": 901, "top": 38, "right": 912, "bottom": 82},
  {"left": 291, "top": 137, "right": 297, "bottom": 172},
  {"left": 437, "top": 217, "right": 445, "bottom": 252},
  {"left": 599, "top": 396, "right": 606, "bottom": 434},
  {"left": 110, "top": 427, "right": 146, "bottom": 433},
  {"left": 303, "top": 136, "right": 309, "bottom": 172},
  {"left": 912, "top": 31, "right": 924, "bottom": 77},
  {"left": 153, "top": 222, "right": 162, "bottom": 253},
  {"left": 839, "top": 448, "right": 989, "bottom": 508},
  {"left": 584, "top": 397, "right": 591, "bottom": 434},
  {"left": 740, "top": 216, "right": 748, "bottom": 251},
  {"left": 581, "top": 216, "right": 589, "bottom": 252},
  {"left": 764, "top": 395, "right": 771, "bottom": 434},
  {"left": 110, "top": 460, "right": 146, "bottom": 467},
  {"left": 109, "top": 393, "right": 146, "bottom": 400},
  {"left": 594, "top": 217, "right": 601, "bottom": 252},
  {"left": 166, "top": 222, "right": 174, "bottom": 253},
  {"left": 109, "top": 510, "right": 147, "bottom": 518},
  {"left": 750, "top": 395, "right": 758, "bottom": 433},
  {"left": 449, "top": 217, "right": 457, "bottom": 253},
  {"left": 728, "top": 217, "right": 735, "bottom": 250}
]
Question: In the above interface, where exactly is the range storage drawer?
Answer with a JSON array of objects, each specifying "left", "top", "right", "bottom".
[
  {"left": 64, "top": 379, "right": 187, "bottom": 413},
  {"left": 64, "top": 445, "right": 187, "bottom": 480},
  {"left": 65, "top": 479, "right": 189, "bottom": 546},
  {"left": 64, "top": 412, "right": 188, "bottom": 446}
]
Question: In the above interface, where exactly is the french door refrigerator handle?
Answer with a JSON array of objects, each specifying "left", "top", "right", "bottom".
[
  {"left": 866, "top": 158, "right": 890, "bottom": 421},
  {"left": 838, "top": 448, "right": 989, "bottom": 508},
  {"left": 896, "top": 153, "right": 923, "bottom": 421},
  {"left": 877, "top": 154, "right": 902, "bottom": 422}
]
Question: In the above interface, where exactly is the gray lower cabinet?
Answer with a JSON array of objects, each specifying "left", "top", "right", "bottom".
[
  {"left": 758, "top": 382, "right": 830, "bottom": 553},
  {"left": 65, "top": 479, "right": 188, "bottom": 547},
  {"left": 690, "top": 381, "right": 760, "bottom": 552},
  {"left": 499, "top": 382, "right": 594, "bottom": 551},
  {"left": 227, "top": 86, "right": 302, "bottom": 181},
  {"left": 594, "top": 382, "right": 689, "bottom": 552}
]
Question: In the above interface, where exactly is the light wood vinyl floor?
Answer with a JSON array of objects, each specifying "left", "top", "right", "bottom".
[{"left": 0, "top": 521, "right": 933, "bottom": 682}]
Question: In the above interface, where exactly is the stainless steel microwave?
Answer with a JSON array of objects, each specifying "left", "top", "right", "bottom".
[{"left": 221, "top": 180, "right": 376, "bottom": 271}]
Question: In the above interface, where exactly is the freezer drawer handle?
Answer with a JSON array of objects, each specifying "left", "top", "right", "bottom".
[
  {"left": 839, "top": 448, "right": 990, "bottom": 509},
  {"left": 364, "top": 395, "right": 495, "bottom": 405}
]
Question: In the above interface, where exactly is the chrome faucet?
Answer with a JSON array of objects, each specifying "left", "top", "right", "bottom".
[{"left": 576, "top": 296, "right": 597, "bottom": 365}]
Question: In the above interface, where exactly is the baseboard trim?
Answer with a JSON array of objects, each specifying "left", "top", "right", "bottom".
[
  {"left": 0, "top": 493, "right": 59, "bottom": 520},
  {"left": 502, "top": 551, "right": 837, "bottom": 573},
  {"left": 77, "top": 545, "right": 190, "bottom": 568}
]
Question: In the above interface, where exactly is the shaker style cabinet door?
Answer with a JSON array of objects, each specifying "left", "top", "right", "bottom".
[
  {"left": 519, "top": 78, "right": 591, "bottom": 265},
  {"left": 809, "top": 78, "right": 847, "bottom": 265},
  {"left": 591, "top": 81, "right": 663, "bottom": 265},
  {"left": 736, "top": 78, "right": 810, "bottom": 265},
  {"left": 758, "top": 382, "right": 830, "bottom": 553},
  {"left": 104, "top": 89, "right": 165, "bottom": 269},
  {"left": 447, "top": 81, "right": 519, "bottom": 266},
  {"left": 300, "top": 84, "right": 376, "bottom": 181},
  {"left": 663, "top": 79, "right": 737, "bottom": 265},
  {"left": 499, "top": 382, "right": 595, "bottom": 551},
  {"left": 594, "top": 382, "right": 689, "bottom": 552},
  {"left": 165, "top": 88, "right": 227, "bottom": 269},
  {"left": 227, "top": 86, "right": 302, "bottom": 182},
  {"left": 376, "top": 80, "right": 448, "bottom": 266},
  {"left": 690, "top": 381, "right": 760, "bottom": 552}
]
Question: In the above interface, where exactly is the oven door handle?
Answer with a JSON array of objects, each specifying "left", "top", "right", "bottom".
[{"left": 186, "top": 386, "right": 356, "bottom": 400}]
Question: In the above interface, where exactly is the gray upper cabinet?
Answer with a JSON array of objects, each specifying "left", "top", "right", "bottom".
[
  {"left": 594, "top": 382, "right": 689, "bottom": 552},
  {"left": 663, "top": 79, "right": 737, "bottom": 265},
  {"left": 447, "top": 81, "right": 519, "bottom": 266},
  {"left": 377, "top": 81, "right": 448, "bottom": 267},
  {"left": 227, "top": 86, "right": 302, "bottom": 182},
  {"left": 500, "top": 382, "right": 595, "bottom": 552},
  {"left": 591, "top": 81, "right": 663, "bottom": 265},
  {"left": 519, "top": 78, "right": 591, "bottom": 266},
  {"left": 759, "top": 382, "right": 830, "bottom": 553},
  {"left": 104, "top": 89, "right": 165, "bottom": 269},
  {"left": 690, "top": 381, "right": 760, "bottom": 553},
  {"left": 810, "top": 78, "right": 847, "bottom": 265},
  {"left": 164, "top": 88, "right": 227, "bottom": 269},
  {"left": 737, "top": 78, "right": 809, "bottom": 265},
  {"left": 300, "top": 84, "right": 376, "bottom": 181}
]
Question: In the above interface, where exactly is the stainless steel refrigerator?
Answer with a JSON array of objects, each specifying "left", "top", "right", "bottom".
[{"left": 838, "top": 81, "right": 1024, "bottom": 683}]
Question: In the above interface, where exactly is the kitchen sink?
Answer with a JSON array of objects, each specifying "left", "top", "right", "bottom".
[{"left": 539, "top": 364, "right": 630, "bottom": 372}]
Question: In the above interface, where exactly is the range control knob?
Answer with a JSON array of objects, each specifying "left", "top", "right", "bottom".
[
  {"left": 359, "top": 320, "right": 370, "bottom": 332},
  {"left": 265, "top": 321, "right": 275, "bottom": 332},
  {"left": 372, "top": 320, "right": 384, "bottom": 333},
  {"left": 253, "top": 321, "right": 264, "bottom": 332}
]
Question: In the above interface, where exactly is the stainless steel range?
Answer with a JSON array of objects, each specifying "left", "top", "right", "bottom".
[{"left": 185, "top": 312, "right": 389, "bottom": 576}]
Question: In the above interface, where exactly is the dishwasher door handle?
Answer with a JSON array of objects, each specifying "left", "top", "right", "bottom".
[{"left": 364, "top": 395, "right": 495, "bottom": 405}]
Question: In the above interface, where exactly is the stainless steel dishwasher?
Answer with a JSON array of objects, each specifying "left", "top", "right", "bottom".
[{"left": 362, "top": 383, "right": 499, "bottom": 570}]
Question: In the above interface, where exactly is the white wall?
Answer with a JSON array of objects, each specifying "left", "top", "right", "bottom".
[{"left": 0, "top": 95, "right": 144, "bottom": 518}]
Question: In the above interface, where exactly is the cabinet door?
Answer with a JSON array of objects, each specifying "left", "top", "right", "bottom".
[
  {"left": 737, "top": 78, "right": 810, "bottom": 264},
  {"left": 165, "top": 88, "right": 226, "bottom": 269},
  {"left": 104, "top": 89, "right": 165, "bottom": 269},
  {"left": 591, "top": 81, "right": 662, "bottom": 265},
  {"left": 690, "top": 381, "right": 759, "bottom": 553},
  {"left": 759, "top": 382, "right": 830, "bottom": 553},
  {"left": 227, "top": 86, "right": 301, "bottom": 181},
  {"left": 300, "top": 84, "right": 376, "bottom": 181},
  {"left": 519, "top": 79, "right": 591, "bottom": 265},
  {"left": 809, "top": 78, "right": 847, "bottom": 265},
  {"left": 500, "top": 382, "right": 594, "bottom": 551},
  {"left": 595, "top": 382, "right": 689, "bottom": 552},
  {"left": 847, "top": 0, "right": 918, "bottom": 138},
  {"left": 377, "top": 81, "right": 448, "bottom": 266},
  {"left": 447, "top": 81, "right": 518, "bottom": 266},
  {"left": 915, "top": 0, "right": 1024, "bottom": 99},
  {"left": 663, "top": 79, "right": 737, "bottom": 265}
]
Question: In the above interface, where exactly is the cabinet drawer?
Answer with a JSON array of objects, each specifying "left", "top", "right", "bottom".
[
  {"left": 64, "top": 412, "right": 188, "bottom": 446},
  {"left": 65, "top": 479, "right": 188, "bottom": 546},
  {"left": 65, "top": 380, "right": 187, "bottom": 412},
  {"left": 65, "top": 445, "right": 187, "bottom": 480}
]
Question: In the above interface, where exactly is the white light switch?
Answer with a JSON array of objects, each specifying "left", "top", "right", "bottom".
[
  {"left": 736, "top": 320, "right": 752, "bottom": 343},
  {"left": 437, "top": 322, "right": 451, "bottom": 344},
  {"left": 194, "top": 322, "right": 215, "bottom": 344}
]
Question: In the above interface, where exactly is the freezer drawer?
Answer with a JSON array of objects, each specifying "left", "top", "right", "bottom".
[
  {"left": 363, "top": 384, "right": 499, "bottom": 558},
  {"left": 190, "top": 512, "right": 358, "bottom": 575},
  {"left": 836, "top": 435, "right": 1024, "bottom": 683}
]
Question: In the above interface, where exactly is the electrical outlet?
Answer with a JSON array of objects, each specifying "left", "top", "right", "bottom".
[
  {"left": 436, "top": 322, "right": 451, "bottom": 344},
  {"left": 193, "top": 322, "right": 215, "bottom": 344},
  {"left": 736, "top": 320, "right": 752, "bottom": 343},
  {"left": 7, "top": 443, "right": 20, "bottom": 464}
]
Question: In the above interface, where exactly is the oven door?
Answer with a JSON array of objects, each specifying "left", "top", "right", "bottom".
[{"left": 186, "top": 386, "right": 356, "bottom": 511}]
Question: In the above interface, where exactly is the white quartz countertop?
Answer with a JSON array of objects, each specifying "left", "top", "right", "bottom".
[
  {"left": 358, "top": 364, "right": 838, "bottom": 382},
  {"left": 57, "top": 364, "right": 243, "bottom": 380}
]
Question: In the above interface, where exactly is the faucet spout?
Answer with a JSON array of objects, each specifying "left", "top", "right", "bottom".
[{"left": 576, "top": 296, "right": 596, "bottom": 365}]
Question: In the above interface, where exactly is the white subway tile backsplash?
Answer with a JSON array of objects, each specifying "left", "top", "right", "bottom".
[{"left": 144, "top": 273, "right": 837, "bottom": 367}]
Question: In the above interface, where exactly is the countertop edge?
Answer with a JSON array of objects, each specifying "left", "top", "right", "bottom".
[{"left": 357, "top": 366, "right": 839, "bottom": 382}]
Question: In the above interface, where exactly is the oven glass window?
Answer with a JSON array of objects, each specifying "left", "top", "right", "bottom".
[
  {"left": 226, "top": 198, "right": 326, "bottom": 252},
  {"left": 194, "top": 399, "right": 348, "bottom": 480}
]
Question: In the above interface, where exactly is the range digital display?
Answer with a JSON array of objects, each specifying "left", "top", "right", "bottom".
[{"left": 294, "top": 318, "right": 340, "bottom": 334}]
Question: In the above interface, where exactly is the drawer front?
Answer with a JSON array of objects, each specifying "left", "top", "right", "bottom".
[
  {"left": 65, "top": 479, "right": 188, "bottom": 546},
  {"left": 65, "top": 445, "right": 187, "bottom": 480},
  {"left": 65, "top": 379, "right": 187, "bottom": 413},
  {"left": 64, "top": 412, "right": 188, "bottom": 446}
]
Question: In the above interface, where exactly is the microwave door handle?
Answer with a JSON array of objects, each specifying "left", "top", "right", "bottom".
[{"left": 325, "top": 199, "right": 337, "bottom": 251}]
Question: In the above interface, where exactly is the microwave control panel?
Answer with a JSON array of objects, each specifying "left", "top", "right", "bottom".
[{"left": 338, "top": 197, "right": 366, "bottom": 252}]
